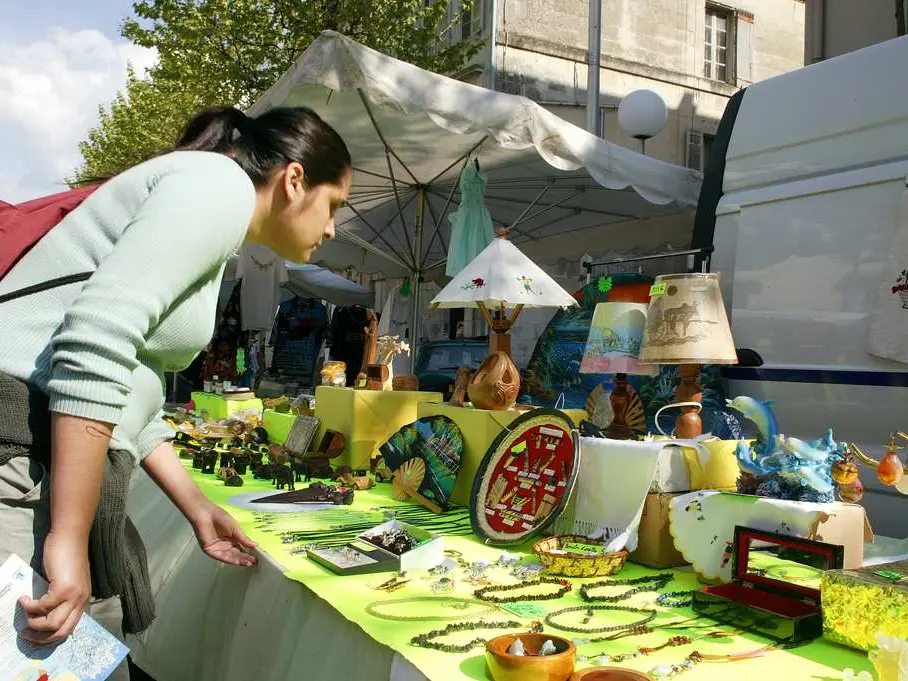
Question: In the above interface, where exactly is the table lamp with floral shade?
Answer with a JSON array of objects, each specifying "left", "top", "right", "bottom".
[
  {"left": 429, "top": 233, "right": 578, "bottom": 409},
  {"left": 638, "top": 272, "right": 738, "bottom": 438},
  {"left": 579, "top": 301, "right": 657, "bottom": 439}
]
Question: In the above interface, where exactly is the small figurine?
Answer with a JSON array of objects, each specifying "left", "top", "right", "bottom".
[
  {"left": 272, "top": 464, "right": 295, "bottom": 490},
  {"left": 374, "top": 335, "right": 410, "bottom": 391},
  {"left": 200, "top": 449, "right": 218, "bottom": 474},
  {"left": 370, "top": 453, "right": 393, "bottom": 483}
]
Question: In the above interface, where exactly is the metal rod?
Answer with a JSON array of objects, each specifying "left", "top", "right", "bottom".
[
  {"left": 508, "top": 184, "right": 551, "bottom": 229},
  {"left": 343, "top": 200, "right": 414, "bottom": 267},
  {"left": 583, "top": 247, "right": 715, "bottom": 272},
  {"left": 586, "top": 0, "right": 602, "bottom": 136},
  {"left": 409, "top": 189, "right": 427, "bottom": 371},
  {"left": 427, "top": 136, "right": 489, "bottom": 186}
]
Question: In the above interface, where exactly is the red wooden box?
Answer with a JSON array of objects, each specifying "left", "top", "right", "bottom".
[{"left": 691, "top": 525, "right": 844, "bottom": 643}]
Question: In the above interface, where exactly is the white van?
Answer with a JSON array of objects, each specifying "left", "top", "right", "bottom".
[{"left": 696, "top": 36, "right": 908, "bottom": 537}]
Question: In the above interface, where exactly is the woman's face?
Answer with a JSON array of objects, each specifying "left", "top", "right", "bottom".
[{"left": 267, "top": 164, "right": 352, "bottom": 263}]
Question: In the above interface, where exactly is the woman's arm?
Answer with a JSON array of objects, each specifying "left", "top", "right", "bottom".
[
  {"left": 142, "top": 442, "right": 256, "bottom": 567},
  {"left": 19, "top": 414, "right": 112, "bottom": 644}
]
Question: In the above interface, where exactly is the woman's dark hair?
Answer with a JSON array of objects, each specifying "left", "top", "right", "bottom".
[{"left": 175, "top": 106, "right": 351, "bottom": 188}]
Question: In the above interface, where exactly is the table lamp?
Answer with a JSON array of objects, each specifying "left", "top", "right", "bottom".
[
  {"left": 638, "top": 273, "right": 737, "bottom": 438},
  {"left": 580, "top": 302, "right": 658, "bottom": 439}
]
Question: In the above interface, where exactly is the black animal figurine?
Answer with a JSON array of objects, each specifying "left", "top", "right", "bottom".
[
  {"left": 191, "top": 451, "right": 204, "bottom": 470},
  {"left": 219, "top": 452, "right": 231, "bottom": 469},
  {"left": 272, "top": 464, "right": 295, "bottom": 491},
  {"left": 249, "top": 450, "right": 265, "bottom": 471},
  {"left": 231, "top": 451, "right": 250, "bottom": 475},
  {"left": 201, "top": 449, "right": 218, "bottom": 475},
  {"left": 225, "top": 474, "right": 244, "bottom": 487},
  {"left": 253, "top": 463, "right": 275, "bottom": 480}
]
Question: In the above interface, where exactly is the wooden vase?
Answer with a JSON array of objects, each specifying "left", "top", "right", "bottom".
[{"left": 467, "top": 351, "right": 520, "bottom": 410}]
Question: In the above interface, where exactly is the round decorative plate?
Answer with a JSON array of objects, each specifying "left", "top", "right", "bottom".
[{"left": 470, "top": 409, "right": 579, "bottom": 545}]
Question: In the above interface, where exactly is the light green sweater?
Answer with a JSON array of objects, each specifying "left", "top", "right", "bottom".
[{"left": 0, "top": 151, "right": 256, "bottom": 459}]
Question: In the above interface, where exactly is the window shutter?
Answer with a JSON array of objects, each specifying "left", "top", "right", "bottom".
[
  {"left": 686, "top": 131, "right": 704, "bottom": 170},
  {"left": 736, "top": 11, "right": 755, "bottom": 84}
]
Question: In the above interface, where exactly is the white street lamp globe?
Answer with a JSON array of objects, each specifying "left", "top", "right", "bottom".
[{"left": 618, "top": 89, "right": 668, "bottom": 141}]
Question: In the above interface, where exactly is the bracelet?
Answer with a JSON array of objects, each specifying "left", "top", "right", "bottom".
[
  {"left": 545, "top": 605, "right": 657, "bottom": 633},
  {"left": 474, "top": 577, "right": 572, "bottom": 603},
  {"left": 579, "top": 573, "right": 673, "bottom": 603},
  {"left": 365, "top": 596, "right": 497, "bottom": 622}
]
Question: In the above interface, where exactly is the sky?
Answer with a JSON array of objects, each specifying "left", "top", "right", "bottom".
[{"left": 0, "top": 0, "right": 157, "bottom": 202}]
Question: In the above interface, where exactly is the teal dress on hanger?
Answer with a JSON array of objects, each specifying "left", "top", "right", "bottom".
[{"left": 446, "top": 162, "right": 494, "bottom": 277}]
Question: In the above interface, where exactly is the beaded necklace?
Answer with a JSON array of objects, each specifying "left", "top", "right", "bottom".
[
  {"left": 655, "top": 590, "right": 696, "bottom": 608},
  {"left": 579, "top": 573, "right": 673, "bottom": 603},
  {"left": 410, "top": 619, "right": 539, "bottom": 653},
  {"left": 544, "top": 605, "right": 656, "bottom": 634},
  {"left": 648, "top": 642, "right": 784, "bottom": 679},
  {"left": 365, "top": 596, "right": 498, "bottom": 622},
  {"left": 578, "top": 630, "right": 733, "bottom": 665},
  {"left": 474, "top": 577, "right": 572, "bottom": 603},
  {"left": 569, "top": 614, "right": 716, "bottom": 646}
]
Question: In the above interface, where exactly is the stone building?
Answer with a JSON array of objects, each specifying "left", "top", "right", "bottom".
[{"left": 441, "top": 1, "right": 807, "bottom": 361}]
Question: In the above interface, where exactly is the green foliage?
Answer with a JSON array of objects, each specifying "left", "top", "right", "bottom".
[{"left": 72, "top": 0, "right": 483, "bottom": 183}]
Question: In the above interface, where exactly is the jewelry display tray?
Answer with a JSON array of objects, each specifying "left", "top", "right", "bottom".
[
  {"left": 306, "top": 519, "right": 444, "bottom": 576},
  {"left": 692, "top": 525, "right": 844, "bottom": 643}
]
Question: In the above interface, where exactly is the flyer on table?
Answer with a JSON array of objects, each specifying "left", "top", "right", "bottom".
[{"left": 0, "top": 554, "right": 128, "bottom": 681}]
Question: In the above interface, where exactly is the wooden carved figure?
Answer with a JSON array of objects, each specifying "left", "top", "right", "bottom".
[{"left": 375, "top": 335, "right": 410, "bottom": 391}]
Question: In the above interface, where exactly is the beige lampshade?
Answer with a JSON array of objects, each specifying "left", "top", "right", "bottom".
[{"left": 638, "top": 272, "right": 738, "bottom": 365}]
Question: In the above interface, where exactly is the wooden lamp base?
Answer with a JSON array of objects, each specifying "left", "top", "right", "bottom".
[
  {"left": 674, "top": 364, "right": 703, "bottom": 439},
  {"left": 604, "top": 373, "right": 645, "bottom": 440}
]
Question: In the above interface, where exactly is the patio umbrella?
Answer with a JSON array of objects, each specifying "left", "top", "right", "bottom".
[
  {"left": 248, "top": 31, "right": 701, "bottom": 362},
  {"left": 429, "top": 236, "right": 578, "bottom": 357}
]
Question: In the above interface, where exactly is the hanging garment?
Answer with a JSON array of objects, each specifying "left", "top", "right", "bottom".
[
  {"left": 446, "top": 162, "right": 494, "bottom": 277},
  {"left": 270, "top": 298, "right": 328, "bottom": 384},
  {"left": 235, "top": 244, "right": 288, "bottom": 331},
  {"left": 328, "top": 305, "right": 372, "bottom": 385},
  {"left": 201, "top": 281, "right": 244, "bottom": 381}
]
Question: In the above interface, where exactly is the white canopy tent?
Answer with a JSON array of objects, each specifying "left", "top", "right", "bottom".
[{"left": 248, "top": 31, "right": 702, "bottom": 357}]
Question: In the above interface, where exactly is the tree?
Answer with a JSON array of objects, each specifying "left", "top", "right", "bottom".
[
  {"left": 71, "top": 0, "right": 482, "bottom": 181},
  {"left": 71, "top": 67, "right": 203, "bottom": 182}
]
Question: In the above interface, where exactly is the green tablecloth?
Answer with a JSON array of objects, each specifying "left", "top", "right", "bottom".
[{"left": 189, "top": 465, "right": 873, "bottom": 681}]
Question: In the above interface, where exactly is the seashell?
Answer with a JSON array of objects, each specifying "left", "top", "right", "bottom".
[
  {"left": 507, "top": 638, "right": 526, "bottom": 656},
  {"left": 391, "top": 458, "right": 426, "bottom": 501},
  {"left": 623, "top": 389, "right": 647, "bottom": 434},
  {"left": 538, "top": 639, "right": 558, "bottom": 656},
  {"left": 585, "top": 384, "right": 614, "bottom": 428}
]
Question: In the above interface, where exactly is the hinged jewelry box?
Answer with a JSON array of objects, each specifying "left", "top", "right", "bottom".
[
  {"left": 691, "top": 525, "right": 844, "bottom": 642},
  {"left": 307, "top": 519, "right": 444, "bottom": 575}
]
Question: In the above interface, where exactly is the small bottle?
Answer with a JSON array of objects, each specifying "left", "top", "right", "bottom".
[{"left": 212, "top": 375, "right": 221, "bottom": 395}]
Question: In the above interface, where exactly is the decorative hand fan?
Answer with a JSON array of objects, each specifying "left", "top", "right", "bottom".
[
  {"left": 380, "top": 415, "right": 464, "bottom": 513},
  {"left": 470, "top": 409, "right": 579, "bottom": 545}
]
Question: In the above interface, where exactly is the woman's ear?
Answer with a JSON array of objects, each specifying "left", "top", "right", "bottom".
[{"left": 282, "top": 162, "right": 307, "bottom": 200}]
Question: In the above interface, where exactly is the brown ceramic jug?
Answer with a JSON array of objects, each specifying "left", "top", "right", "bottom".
[{"left": 467, "top": 351, "right": 520, "bottom": 410}]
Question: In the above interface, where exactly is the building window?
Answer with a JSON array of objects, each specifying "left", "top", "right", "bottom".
[
  {"left": 704, "top": 6, "right": 733, "bottom": 82},
  {"left": 687, "top": 131, "right": 716, "bottom": 171},
  {"left": 460, "top": 0, "right": 484, "bottom": 40}
]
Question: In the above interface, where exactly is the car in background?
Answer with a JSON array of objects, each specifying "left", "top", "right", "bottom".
[{"left": 414, "top": 338, "right": 489, "bottom": 397}]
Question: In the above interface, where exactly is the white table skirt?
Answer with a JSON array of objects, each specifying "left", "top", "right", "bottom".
[{"left": 126, "top": 471, "right": 428, "bottom": 681}]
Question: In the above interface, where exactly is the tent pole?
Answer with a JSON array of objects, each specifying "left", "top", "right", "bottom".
[
  {"left": 409, "top": 188, "right": 427, "bottom": 371},
  {"left": 587, "top": 0, "right": 602, "bottom": 136}
]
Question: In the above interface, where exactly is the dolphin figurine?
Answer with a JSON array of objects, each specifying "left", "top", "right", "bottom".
[
  {"left": 781, "top": 436, "right": 829, "bottom": 463},
  {"left": 777, "top": 466, "right": 834, "bottom": 495},
  {"left": 735, "top": 439, "right": 767, "bottom": 477},
  {"left": 726, "top": 396, "right": 779, "bottom": 457}
]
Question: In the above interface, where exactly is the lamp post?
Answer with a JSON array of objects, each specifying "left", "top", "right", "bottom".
[{"left": 617, "top": 89, "right": 668, "bottom": 155}]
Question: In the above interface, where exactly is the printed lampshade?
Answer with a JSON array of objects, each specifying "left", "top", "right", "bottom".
[
  {"left": 580, "top": 302, "right": 658, "bottom": 376},
  {"left": 430, "top": 237, "right": 578, "bottom": 310},
  {"left": 638, "top": 272, "right": 737, "bottom": 365}
]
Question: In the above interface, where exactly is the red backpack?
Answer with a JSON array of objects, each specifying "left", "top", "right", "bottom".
[{"left": 0, "top": 184, "right": 100, "bottom": 303}]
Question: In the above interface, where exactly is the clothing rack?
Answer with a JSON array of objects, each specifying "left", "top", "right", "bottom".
[{"left": 583, "top": 246, "right": 713, "bottom": 283}]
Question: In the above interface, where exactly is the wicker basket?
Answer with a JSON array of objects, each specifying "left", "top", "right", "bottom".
[{"left": 533, "top": 535, "right": 628, "bottom": 577}]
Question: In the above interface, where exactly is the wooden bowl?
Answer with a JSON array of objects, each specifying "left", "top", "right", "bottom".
[
  {"left": 486, "top": 633, "right": 575, "bottom": 681},
  {"left": 570, "top": 668, "right": 654, "bottom": 681}
]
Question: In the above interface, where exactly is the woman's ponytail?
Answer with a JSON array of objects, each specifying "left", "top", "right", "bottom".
[{"left": 176, "top": 107, "right": 248, "bottom": 153}]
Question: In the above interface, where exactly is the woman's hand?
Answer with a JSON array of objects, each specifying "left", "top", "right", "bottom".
[
  {"left": 18, "top": 532, "right": 92, "bottom": 644},
  {"left": 190, "top": 501, "right": 257, "bottom": 567}
]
